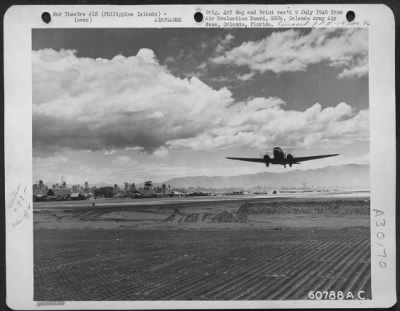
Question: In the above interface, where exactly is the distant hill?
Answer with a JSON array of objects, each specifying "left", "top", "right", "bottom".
[
  {"left": 163, "top": 164, "right": 370, "bottom": 190},
  {"left": 93, "top": 182, "right": 113, "bottom": 188}
]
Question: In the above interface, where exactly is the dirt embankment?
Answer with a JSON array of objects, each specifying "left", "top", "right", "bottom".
[
  {"left": 34, "top": 197, "right": 370, "bottom": 230},
  {"left": 164, "top": 199, "right": 369, "bottom": 224},
  {"left": 165, "top": 207, "right": 248, "bottom": 223},
  {"left": 240, "top": 199, "right": 370, "bottom": 215}
]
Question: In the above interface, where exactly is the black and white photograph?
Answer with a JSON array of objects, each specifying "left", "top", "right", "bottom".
[
  {"left": 32, "top": 27, "right": 371, "bottom": 301},
  {"left": 4, "top": 4, "right": 396, "bottom": 309}
]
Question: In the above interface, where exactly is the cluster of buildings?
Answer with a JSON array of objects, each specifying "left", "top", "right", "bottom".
[
  {"left": 32, "top": 179, "right": 210, "bottom": 201},
  {"left": 107, "top": 181, "right": 210, "bottom": 198},
  {"left": 33, "top": 179, "right": 93, "bottom": 201},
  {"left": 33, "top": 179, "right": 328, "bottom": 202}
]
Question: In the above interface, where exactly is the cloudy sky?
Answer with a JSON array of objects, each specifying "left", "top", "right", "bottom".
[{"left": 32, "top": 28, "right": 369, "bottom": 185}]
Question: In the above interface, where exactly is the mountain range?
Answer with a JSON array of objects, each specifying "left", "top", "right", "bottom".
[
  {"left": 163, "top": 164, "right": 370, "bottom": 190},
  {"left": 44, "top": 164, "right": 369, "bottom": 190}
]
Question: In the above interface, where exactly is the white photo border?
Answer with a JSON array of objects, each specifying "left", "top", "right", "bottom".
[{"left": 4, "top": 4, "right": 396, "bottom": 309}]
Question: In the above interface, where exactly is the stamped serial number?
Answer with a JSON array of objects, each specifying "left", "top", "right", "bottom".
[{"left": 308, "top": 290, "right": 366, "bottom": 300}]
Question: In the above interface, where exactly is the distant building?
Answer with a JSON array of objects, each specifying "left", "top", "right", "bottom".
[
  {"left": 144, "top": 181, "right": 153, "bottom": 190},
  {"left": 33, "top": 180, "right": 48, "bottom": 201},
  {"left": 38, "top": 180, "right": 46, "bottom": 190},
  {"left": 47, "top": 188, "right": 72, "bottom": 200},
  {"left": 124, "top": 182, "right": 129, "bottom": 193},
  {"left": 171, "top": 191, "right": 184, "bottom": 197},
  {"left": 33, "top": 189, "right": 47, "bottom": 201},
  {"left": 72, "top": 184, "right": 81, "bottom": 193},
  {"left": 70, "top": 192, "right": 86, "bottom": 200},
  {"left": 84, "top": 181, "right": 89, "bottom": 193},
  {"left": 141, "top": 181, "right": 157, "bottom": 197},
  {"left": 33, "top": 180, "right": 47, "bottom": 191}
]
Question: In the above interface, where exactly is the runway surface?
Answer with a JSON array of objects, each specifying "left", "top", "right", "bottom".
[
  {"left": 33, "top": 190, "right": 370, "bottom": 210},
  {"left": 34, "top": 193, "right": 371, "bottom": 300}
]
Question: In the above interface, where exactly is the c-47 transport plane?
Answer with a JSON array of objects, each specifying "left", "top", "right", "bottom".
[{"left": 226, "top": 147, "right": 339, "bottom": 168}]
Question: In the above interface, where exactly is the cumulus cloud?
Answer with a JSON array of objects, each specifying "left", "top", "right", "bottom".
[
  {"left": 33, "top": 48, "right": 368, "bottom": 158},
  {"left": 237, "top": 72, "right": 255, "bottom": 81},
  {"left": 112, "top": 155, "right": 134, "bottom": 165},
  {"left": 210, "top": 28, "right": 368, "bottom": 79},
  {"left": 170, "top": 100, "right": 369, "bottom": 151},
  {"left": 33, "top": 48, "right": 233, "bottom": 155},
  {"left": 215, "top": 33, "right": 236, "bottom": 53},
  {"left": 153, "top": 146, "right": 169, "bottom": 158},
  {"left": 337, "top": 55, "right": 368, "bottom": 79}
]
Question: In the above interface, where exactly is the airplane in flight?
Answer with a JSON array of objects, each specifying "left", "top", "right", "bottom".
[{"left": 226, "top": 147, "right": 339, "bottom": 168}]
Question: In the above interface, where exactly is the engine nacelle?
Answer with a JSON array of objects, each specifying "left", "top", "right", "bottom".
[
  {"left": 286, "top": 154, "right": 294, "bottom": 167},
  {"left": 264, "top": 154, "right": 270, "bottom": 167}
]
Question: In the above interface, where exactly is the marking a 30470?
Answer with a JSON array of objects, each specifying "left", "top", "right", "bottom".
[{"left": 373, "top": 209, "right": 387, "bottom": 269}]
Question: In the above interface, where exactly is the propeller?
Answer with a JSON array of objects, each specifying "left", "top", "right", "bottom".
[{"left": 264, "top": 154, "right": 271, "bottom": 167}]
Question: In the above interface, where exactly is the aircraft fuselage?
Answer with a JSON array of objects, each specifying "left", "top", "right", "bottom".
[
  {"left": 268, "top": 147, "right": 295, "bottom": 167},
  {"left": 273, "top": 147, "right": 285, "bottom": 160}
]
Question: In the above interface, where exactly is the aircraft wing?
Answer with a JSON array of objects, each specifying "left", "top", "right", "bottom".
[
  {"left": 293, "top": 154, "right": 339, "bottom": 162},
  {"left": 226, "top": 157, "right": 265, "bottom": 163}
]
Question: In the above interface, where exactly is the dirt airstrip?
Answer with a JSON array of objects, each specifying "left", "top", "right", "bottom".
[{"left": 34, "top": 195, "right": 371, "bottom": 300}]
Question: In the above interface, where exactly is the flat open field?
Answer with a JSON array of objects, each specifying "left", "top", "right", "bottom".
[{"left": 34, "top": 194, "right": 371, "bottom": 300}]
